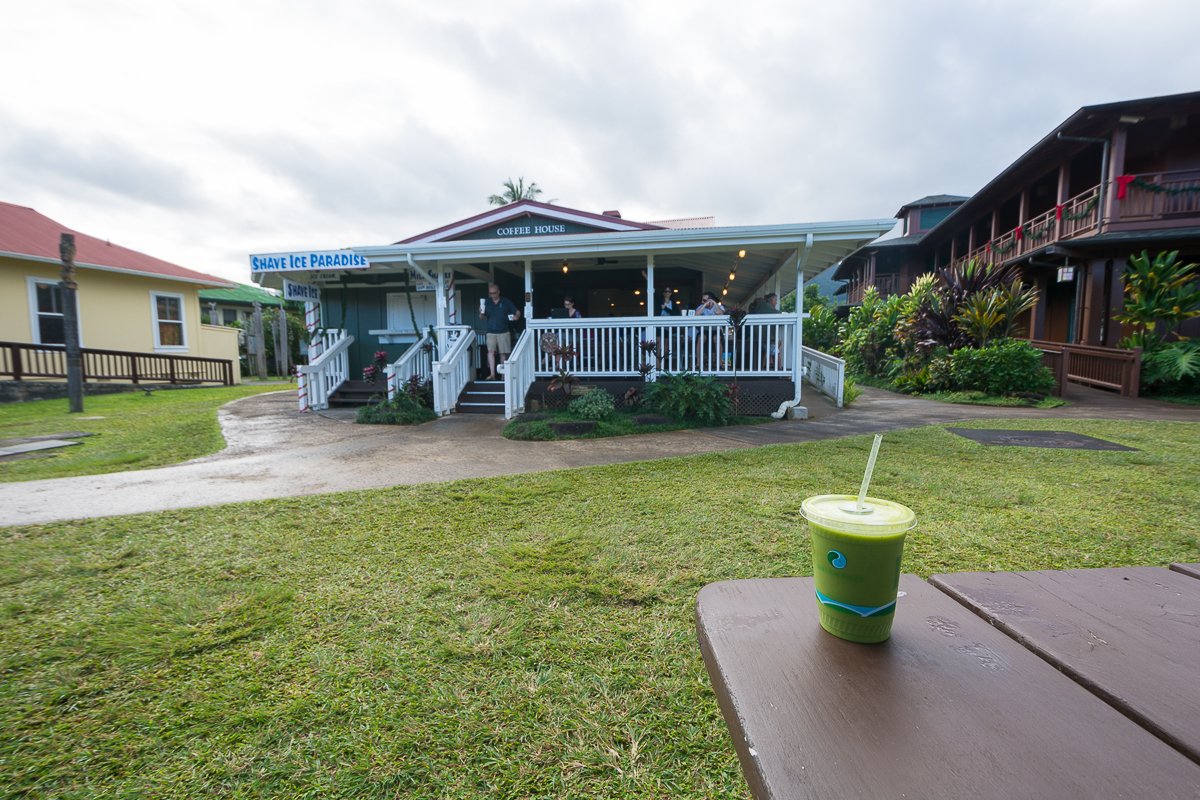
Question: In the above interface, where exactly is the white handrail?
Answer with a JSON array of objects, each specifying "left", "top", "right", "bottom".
[
  {"left": 801, "top": 346, "right": 846, "bottom": 407},
  {"left": 524, "top": 315, "right": 795, "bottom": 378},
  {"left": 502, "top": 330, "right": 536, "bottom": 418},
  {"left": 431, "top": 325, "right": 474, "bottom": 415},
  {"left": 296, "top": 329, "right": 354, "bottom": 410},
  {"left": 386, "top": 330, "right": 434, "bottom": 401}
]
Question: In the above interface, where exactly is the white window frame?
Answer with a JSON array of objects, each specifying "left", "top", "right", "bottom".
[
  {"left": 26, "top": 276, "right": 83, "bottom": 346},
  {"left": 150, "top": 291, "right": 189, "bottom": 351}
]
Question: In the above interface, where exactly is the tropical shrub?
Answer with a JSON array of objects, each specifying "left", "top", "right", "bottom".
[
  {"left": 1141, "top": 340, "right": 1200, "bottom": 394},
  {"left": 947, "top": 339, "right": 1056, "bottom": 396},
  {"left": 568, "top": 388, "right": 616, "bottom": 421},
  {"left": 805, "top": 302, "right": 841, "bottom": 352},
  {"left": 644, "top": 373, "right": 732, "bottom": 426},
  {"left": 1114, "top": 250, "right": 1200, "bottom": 351},
  {"left": 840, "top": 288, "right": 905, "bottom": 377},
  {"left": 355, "top": 393, "right": 437, "bottom": 425}
]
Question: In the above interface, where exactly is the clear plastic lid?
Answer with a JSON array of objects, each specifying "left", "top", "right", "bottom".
[{"left": 800, "top": 494, "right": 916, "bottom": 536}]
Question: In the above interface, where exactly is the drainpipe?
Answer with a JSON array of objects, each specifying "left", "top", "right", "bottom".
[{"left": 1056, "top": 131, "right": 1109, "bottom": 233}]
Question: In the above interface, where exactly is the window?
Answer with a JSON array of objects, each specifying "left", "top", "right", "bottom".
[
  {"left": 27, "top": 278, "right": 66, "bottom": 344},
  {"left": 151, "top": 292, "right": 187, "bottom": 350}
]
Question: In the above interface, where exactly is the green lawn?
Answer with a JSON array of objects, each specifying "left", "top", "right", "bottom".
[
  {"left": 1, "top": 419, "right": 1197, "bottom": 798},
  {"left": 0, "top": 384, "right": 288, "bottom": 482}
]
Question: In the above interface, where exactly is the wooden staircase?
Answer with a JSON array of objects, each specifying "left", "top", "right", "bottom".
[
  {"left": 327, "top": 379, "right": 388, "bottom": 408},
  {"left": 455, "top": 379, "right": 505, "bottom": 414}
]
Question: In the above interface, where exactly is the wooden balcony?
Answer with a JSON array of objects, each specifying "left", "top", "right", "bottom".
[
  {"left": 952, "top": 185, "right": 1101, "bottom": 269},
  {"left": 1113, "top": 169, "right": 1200, "bottom": 226},
  {"left": 843, "top": 273, "right": 900, "bottom": 305}
]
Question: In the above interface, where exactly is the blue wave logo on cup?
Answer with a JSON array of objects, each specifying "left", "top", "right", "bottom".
[{"left": 827, "top": 550, "right": 847, "bottom": 569}]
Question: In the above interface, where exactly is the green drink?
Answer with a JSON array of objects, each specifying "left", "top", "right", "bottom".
[{"left": 801, "top": 494, "right": 916, "bottom": 644}]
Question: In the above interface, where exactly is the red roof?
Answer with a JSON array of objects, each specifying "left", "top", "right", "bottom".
[{"left": 0, "top": 201, "right": 232, "bottom": 287}]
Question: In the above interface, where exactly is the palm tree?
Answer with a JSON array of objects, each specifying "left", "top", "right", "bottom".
[{"left": 488, "top": 177, "right": 546, "bottom": 206}]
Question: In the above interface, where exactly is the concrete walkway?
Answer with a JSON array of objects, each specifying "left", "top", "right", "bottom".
[{"left": 1, "top": 386, "right": 1196, "bottom": 526}]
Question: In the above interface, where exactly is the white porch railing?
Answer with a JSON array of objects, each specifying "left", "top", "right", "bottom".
[
  {"left": 431, "top": 325, "right": 474, "bottom": 415},
  {"left": 386, "top": 330, "right": 434, "bottom": 401},
  {"left": 297, "top": 329, "right": 353, "bottom": 411},
  {"left": 525, "top": 315, "right": 796, "bottom": 378},
  {"left": 502, "top": 329, "right": 537, "bottom": 419},
  {"left": 801, "top": 346, "right": 846, "bottom": 407}
]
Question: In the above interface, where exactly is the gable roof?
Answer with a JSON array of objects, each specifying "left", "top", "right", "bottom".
[
  {"left": 0, "top": 201, "right": 232, "bottom": 287},
  {"left": 895, "top": 195, "right": 969, "bottom": 217},
  {"left": 396, "top": 199, "right": 664, "bottom": 244}
]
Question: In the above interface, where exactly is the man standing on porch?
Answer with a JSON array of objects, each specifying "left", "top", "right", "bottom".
[{"left": 481, "top": 283, "right": 521, "bottom": 380}]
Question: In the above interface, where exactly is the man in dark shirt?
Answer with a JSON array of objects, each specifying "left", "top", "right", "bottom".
[{"left": 480, "top": 283, "right": 521, "bottom": 380}]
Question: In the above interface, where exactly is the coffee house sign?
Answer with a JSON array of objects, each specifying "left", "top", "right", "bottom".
[{"left": 456, "top": 214, "right": 603, "bottom": 241}]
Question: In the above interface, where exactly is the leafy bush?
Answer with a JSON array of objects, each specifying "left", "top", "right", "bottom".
[
  {"left": 355, "top": 393, "right": 437, "bottom": 425},
  {"left": 1142, "top": 340, "right": 1200, "bottom": 394},
  {"left": 644, "top": 373, "right": 732, "bottom": 426},
  {"left": 403, "top": 375, "right": 434, "bottom": 408},
  {"left": 842, "top": 376, "right": 862, "bottom": 406},
  {"left": 568, "top": 388, "right": 616, "bottom": 421},
  {"left": 947, "top": 339, "right": 1055, "bottom": 396},
  {"left": 840, "top": 288, "right": 906, "bottom": 377},
  {"left": 805, "top": 302, "right": 841, "bottom": 352}
]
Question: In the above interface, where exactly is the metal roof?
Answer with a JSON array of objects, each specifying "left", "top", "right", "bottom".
[
  {"left": 199, "top": 283, "right": 284, "bottom": 305},
  {"left": 0, "top": 201, "right": 232, "bottom": 287}
]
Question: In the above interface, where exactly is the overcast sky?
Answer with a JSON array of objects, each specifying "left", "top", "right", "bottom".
[{"left": 2, "top": 0, "right": 1197, "bottom": 284}]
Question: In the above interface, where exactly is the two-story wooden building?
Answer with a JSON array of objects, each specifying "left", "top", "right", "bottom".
[{"left": 837, "top": 91, "right": 1200, "bottom": 349}]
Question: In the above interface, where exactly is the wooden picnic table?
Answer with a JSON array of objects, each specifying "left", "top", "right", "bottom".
[
  {"left": 930, "top": 566, "right": 1200, "bottom": 764},
  {"left": 696, "top": 572, "right": 1200, "bottom": 799}
]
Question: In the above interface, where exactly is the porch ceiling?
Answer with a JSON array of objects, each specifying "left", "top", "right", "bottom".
[{"left": 346, "top": 218, "right": 893, "bottom": 307}]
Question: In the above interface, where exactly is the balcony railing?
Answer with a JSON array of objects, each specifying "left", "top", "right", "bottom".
[
  {"left": 1115, "top": 169, "right": 1200, "bottom": 222},
  {"left": 951, "top": 185, "right": 1101, "bottom": 270},
  {"left": 844, "top": 273, "right": 900, "bottom": 305}
]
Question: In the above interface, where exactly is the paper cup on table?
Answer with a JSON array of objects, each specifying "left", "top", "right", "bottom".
[
  {"left": 479, "top": 298, "right": 487, "bottom": 313},
  {"left": 801, "top": 495, "right": 916, "bottom": 643}
]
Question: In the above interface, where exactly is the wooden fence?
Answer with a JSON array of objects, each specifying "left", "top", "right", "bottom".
[
  {"left": 0, "top": 341, "right": 234, "bottom": 386},
  {"left": 1029, "top": 340, "right": 1141, "bottom": 397}
]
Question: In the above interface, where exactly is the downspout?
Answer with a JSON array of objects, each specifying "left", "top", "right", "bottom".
[{"left": 773, "top": 233, "right": 812, "bottom": 419}]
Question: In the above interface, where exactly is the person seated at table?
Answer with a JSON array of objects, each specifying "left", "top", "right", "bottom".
[
  {"left": 563, "top": 296, "right": 582, "bottom": 318},
  {"left": 695, "top": 291, "right": 725, "bottom": 369}
]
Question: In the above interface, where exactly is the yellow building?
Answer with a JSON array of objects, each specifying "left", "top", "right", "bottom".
[{"left": 0, "top": 201, "right": 240, "bottom": 384}]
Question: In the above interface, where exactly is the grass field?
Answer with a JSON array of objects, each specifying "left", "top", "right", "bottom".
[
  {"left": 1, "top": 418, "right": 1197, "bottom": 798},
  {"left": 0, "top": 384, "right": 287, "bottom": 482}
]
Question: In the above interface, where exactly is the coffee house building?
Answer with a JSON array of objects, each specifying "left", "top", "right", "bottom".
[{"left": 251, "top": 200, "right": 892, "bottom": 417}]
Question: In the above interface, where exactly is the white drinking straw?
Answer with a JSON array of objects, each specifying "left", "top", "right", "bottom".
[{"left": 856, "top": 434, "right": 883, "bottom": 512}]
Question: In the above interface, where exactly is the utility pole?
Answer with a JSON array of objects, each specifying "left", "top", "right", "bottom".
[{"left": 58, "top": 233, "right": 84, "bottom": 412}]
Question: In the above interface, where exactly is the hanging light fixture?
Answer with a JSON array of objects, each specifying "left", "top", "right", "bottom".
[
  {"left": 738, "top": 249, "right": 746, "bottom": 259},
  {"left": 634, "top": 289, "right": 641, "bottom": 296},
  {"left": 562, "top": 260, "right": 569, "bottom": 273},
  {"left": 729, "top": 270, "right": 736, "bottom": 281}
]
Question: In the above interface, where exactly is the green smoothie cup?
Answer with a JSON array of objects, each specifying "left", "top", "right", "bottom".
[{"left": 801, "top": 494, "right": 916, "bottom": 644}]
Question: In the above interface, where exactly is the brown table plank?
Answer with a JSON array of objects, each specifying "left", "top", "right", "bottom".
[
  {"left": 696, "top": 575, "right": 1200, "bottom": 799},
  {"left": 1172, "top": 562, "right": 1200, "bottom": 580},
  {"left": 931, "top": 567, "right": 1200, "bottom": 765}
]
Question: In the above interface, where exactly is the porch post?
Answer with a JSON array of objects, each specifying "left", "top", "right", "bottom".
[
  {"left": 524, "top": 259, "right": 533, "bottom": 320},
  {"left": 793, "top": 233, "right": 812, "bottom": 405},
  {"left": 435, "top": 263, "right": 447, "bottom": 351},
  {"left": 645, "top": 254, "right": 655, "bottom": 318}
]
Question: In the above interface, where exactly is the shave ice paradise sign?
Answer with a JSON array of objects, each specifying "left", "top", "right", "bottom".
[{"left": 249, "top": 249, "right": 370, "bottom": 273}]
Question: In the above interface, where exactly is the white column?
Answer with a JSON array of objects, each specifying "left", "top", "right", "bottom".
[
  {"left": 435, "top": 263, "right": 447, "bottom": 352},
  {"left": 645, "top": 254, "right": 655, "bottom": 318},
  {"left": 524, "top": 259, "right": 533, "bottom": 320},
  {"left": 793, "top": 233, "right": 813, "bottom": 405}
]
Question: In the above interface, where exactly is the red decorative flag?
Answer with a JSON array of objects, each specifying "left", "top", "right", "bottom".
[
  {"left": 1116, "top": 175, "right": 1136, "bottom": 200},
  {"left": 1015, "top": 225, "right": 1023, "bottom": 241},
  {"left": 1055, "top": 204, "right": 1064, "bottom": 220}
]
